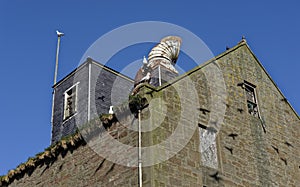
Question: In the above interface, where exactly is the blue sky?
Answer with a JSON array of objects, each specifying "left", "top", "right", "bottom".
[{"left": 0, "top": 1, "right": 299, "bottom": 175}]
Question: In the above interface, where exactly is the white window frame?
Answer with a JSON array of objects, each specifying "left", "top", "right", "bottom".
[
  {"left": 244, "top": 81, "right": 260, "bottom": 117},
  {"left": 63, "top": 82, "right": 79, "bottom": 120}
]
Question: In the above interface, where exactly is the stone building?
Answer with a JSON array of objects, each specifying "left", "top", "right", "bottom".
[{"left": 1, "top": 37, "right": 299, "bottom": 187}]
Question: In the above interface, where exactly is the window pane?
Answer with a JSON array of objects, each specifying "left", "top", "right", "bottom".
[
  {"left": 64, "top": 85, "right": 77, "bottom": 120},
  {"left": 247, "top": 101, "right": 259, "bottom": 117},
  {"left": 244, "top": 82, "right": 259, "bottom": 117},
  {"left": 245, "top": 86, "right": 255, "bottom": 103}
]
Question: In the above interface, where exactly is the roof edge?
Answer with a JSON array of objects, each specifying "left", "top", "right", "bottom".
[
  {"left": 53, "top": 58, "right": 134, "bottom": 88},
  {"left": 136, "top": 39, "right": 248, "bottom": 92},
  {"left": 138, "top": 39, "right": 299, "bottom": 120},
  {"left": 0, "top": 132, "right": 85, "bottom": 186},
  {"left": 242, "top": 41, "right": 300, "bottom": 120}
]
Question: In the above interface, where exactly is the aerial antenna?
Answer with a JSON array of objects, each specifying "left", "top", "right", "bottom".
[{"left": 53, "top": 30, "right": 64, "bottom": 84}]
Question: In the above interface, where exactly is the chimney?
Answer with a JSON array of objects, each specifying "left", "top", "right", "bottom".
[
  {"left": 133, "top": 36, "right": 182, "bottom": 92},
  {"left": 147, "top": 36, "right": 181, "bottom": 86}
]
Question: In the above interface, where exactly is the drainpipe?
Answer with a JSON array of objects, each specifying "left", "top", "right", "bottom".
[
  {"left": 87, "top": 61, "right": 91, "bottom": 121},
  {"left": 158, "top": 65, "right": 162, "bottom": 86},
  {"left": 50, "top": 89, "right": 55, "bottom": 144},
  {"left": 138, "top": 109, "right": 142, "bottom": 187}
]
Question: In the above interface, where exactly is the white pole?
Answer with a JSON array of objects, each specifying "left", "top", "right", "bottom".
[
  {"left": 54, "top": 36, "right": 61, "bottom": 84},
  {"left": 50, "top": 89, "right": 56, "bottom": 144},
  {"left": 138, "top": 109, "right": 142, "bottom": 187},
  {"left": 158, "top": 65, "right": 162, "bottom": 86},
  {"left": 51, "top": 31, "right": 64, "bottom": 144},
  {"left": 87, "top": 61, "right": 91, "bottom": 121}
]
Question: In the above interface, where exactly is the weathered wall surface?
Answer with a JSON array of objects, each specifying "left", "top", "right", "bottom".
[
  {"left": 139, "top": 41, "right": 300, "bottom": 186},
  {"left": 7, "top": 115, "right": 139, "bottom": 187},
  {"left": 4, "top": 41, "right": 299, "bottom": 187},
  {"left": 9, "top": 145, "right": 137, "bottom": 187},
  {"left": 52, "top": 59, "right": 134, "bottom": 144},
  {"left": 90, "top": 61, "right": 133, "bottom": 120},
  {"left": 52, "top": 63, "right": 89, "bottom": 143},
  {"left": 215, "top": 43, "right": 300, "bottom": 186}
]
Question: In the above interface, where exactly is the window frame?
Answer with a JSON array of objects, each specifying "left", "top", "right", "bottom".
[
  {"left": 244, "top": 81, "right": 260, "bottom": 117},
  {"left": 63, "top": 82, "right": 79, "bottom": 121}
]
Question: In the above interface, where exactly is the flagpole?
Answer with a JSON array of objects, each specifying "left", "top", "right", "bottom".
[
  {"left": 51, "top": 30, "right": 64, "bottom": 144},
  {"left": 54, "top": 31, "right": 64, "bottom": 84}
]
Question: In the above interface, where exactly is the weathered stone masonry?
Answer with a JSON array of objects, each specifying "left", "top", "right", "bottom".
[{"left": 2, "top": 40, "right": 299, "bottom": 187}]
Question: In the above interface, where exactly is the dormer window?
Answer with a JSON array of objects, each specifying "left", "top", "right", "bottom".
[
  {"left": 63, "top": 84, "right": 78, "bottom": 120},
  {"left": 244, "top": 82, "right": 259, "bottom": 117}
]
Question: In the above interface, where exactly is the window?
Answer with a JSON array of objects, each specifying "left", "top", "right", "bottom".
[
  {"left": 63, "top": 84, "right": 78, "bottom": 120},
  {"left": 244, "top": 82, "right": 259, "bottom": 117}
]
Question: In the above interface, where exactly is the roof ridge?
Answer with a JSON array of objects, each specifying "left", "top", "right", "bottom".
[
  {"left": 53, "top": 57, "right": 134, "bottom": 88},
  {"left": 136, "top": 38, "right": 248, "bottom": 92},
  {"left": 242, "top": 41, "right": 300, "bottom": 120},
  {"left": 137, "top": 38, "right": 299, "bottom": 119}
]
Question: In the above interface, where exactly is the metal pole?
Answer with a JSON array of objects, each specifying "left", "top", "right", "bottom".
[
  {"left": 50, "top": 89, "right": 55, "bottom": 144},
  {"left": 138, "top": 109, "right": 142, "bottom": 187},
  {"left": 158, "top": 65, "right": 162, "bottom": 86},
  {"left": 54, "top": 36, "right": 61, "bottom": 85},
  {"left": 51, "top": 31, "right": 63, "bottom": 144},
  {"left": 87, "top": 61, "right": 91, "bottom": 121}
]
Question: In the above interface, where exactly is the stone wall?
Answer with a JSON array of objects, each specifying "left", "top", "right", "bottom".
[
  {"left": 6, "top": 114, "right": 139, "bottom": 187},
  {"left": 139, "top": 41, "right": 300, "bottom": 186},
  {"left": 4, "top": 41, "right": 299, "bottom": 186},
  {"left": 213, "top": 42, "right": 300, "bottom": 186},
  {"left": 7, "top": 142, "right": 138, "bottom": 187}
]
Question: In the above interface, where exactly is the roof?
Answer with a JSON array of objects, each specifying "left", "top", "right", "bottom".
[
  {"left": 138, "top": 39, "right": 300, "bottom": 119},
  {"left": 53, "top": 57, "right": 134, "bottom": 88},
  {"left": 0, "top": 132, "right": 85, "bottom": 186}
]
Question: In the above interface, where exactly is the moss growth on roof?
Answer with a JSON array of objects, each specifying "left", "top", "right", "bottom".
[
  {"left": 0, "top": 131, "right": 85, "bottom": 186},
  {"left": 0, "top": 111, "right": 126, "bottom": 186}
]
